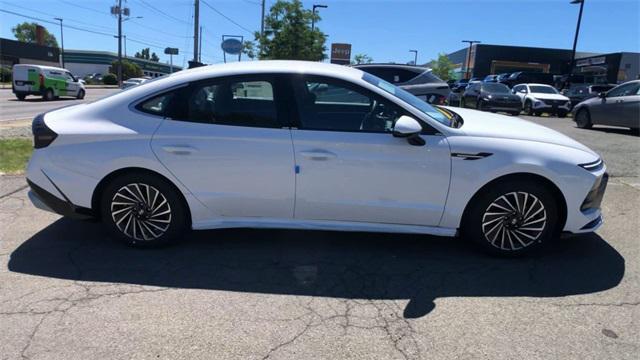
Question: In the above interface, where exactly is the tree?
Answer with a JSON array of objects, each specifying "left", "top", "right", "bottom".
[
  {"left": 108, "top": 60, "right": 142, "bottom": 80},
  {"left": 12, "top": 22, "right": 58, "bottom": 47},
  {"left": 242, "top": 41, "right": 257, "bottom": 60},
  {"left": 250, "top": 0, "right": 326, "bottom": 61},
  {"left": 430, "top": 53, "right": 454, "bottom": 81},
  {"left": 352, "top": 54, "right": 373, "bottom": 65},
  {"left": 134, "top": 48, "right": 160, "bottom": 62}
]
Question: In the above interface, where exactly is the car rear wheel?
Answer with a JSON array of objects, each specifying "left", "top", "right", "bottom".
[
  {"left": 557, "top": 111, "right": 567, "bottom": 118},
  {"left": 100, "top": 172, "right": 188, "bottom": 247},
  {"left": 575, "top": 108, "right": 593, "bottom": 129},
  {"left": 16, "top": 94, "right": 26, "bottom": 101},
  {"left": 462, "top": 180, "right": 559, "bottom": 256},
  {"left": 524, "top": 100, "right": 534, "bottom": 115},
  {"left": 43, "top": 88, "right": 54, "bottom": 101},
  {"left": 76, "top": 89, "right": 85, "bottom": 99}
]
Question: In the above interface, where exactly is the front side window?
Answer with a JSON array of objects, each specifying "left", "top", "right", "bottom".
[
  {"left": 294, "top": 76, "right": 402, "bottom": 132},
  {"left": 607, "top": 82, "right": 640, "bottom": 97}
]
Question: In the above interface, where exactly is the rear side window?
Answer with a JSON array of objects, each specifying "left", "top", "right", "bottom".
[{"left": 137, "top": 92, "right": 176, "bottom": 117}]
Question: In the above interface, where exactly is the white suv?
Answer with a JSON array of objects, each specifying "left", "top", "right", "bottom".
[
  {"left": 513, "top": 83, "right": 572, "bottom": 117},
  {"left": 26, "top": 61, "right": 607, "bottom": 256}
]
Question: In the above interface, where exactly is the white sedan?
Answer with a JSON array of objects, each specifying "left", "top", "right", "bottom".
[
  {"left": 26, "top": 61, "right": 607, "bottom": 255},
  {"left": 512, "top": 83, "right": 572, "bottom": 117}
]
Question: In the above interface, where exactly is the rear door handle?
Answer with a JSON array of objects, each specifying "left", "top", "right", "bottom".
[
  {"left": 299, "top": 150, "right": 337, "bottom": 160},
  {"left": 162, "top": 145, "right": 198, "bottom": 155}
]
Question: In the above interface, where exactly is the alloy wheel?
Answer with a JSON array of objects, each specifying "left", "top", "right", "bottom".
[
  {"left": 481, "top": 191, "right": 547, "bottom": 251},
  {"left": 110, "top": 183, "right": 172, "bottom": 241}
]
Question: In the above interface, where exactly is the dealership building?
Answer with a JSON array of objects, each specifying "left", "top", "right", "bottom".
[
  {"left": 445, "top": 43, "right": 639, "bottom": 84},
  {"left": 1, "top": 38, "right": 181, "bottom": 78}
]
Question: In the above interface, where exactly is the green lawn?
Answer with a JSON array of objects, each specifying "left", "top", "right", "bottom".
[{"left": 0, "top": 138, "right": 33, "bottom": 174}]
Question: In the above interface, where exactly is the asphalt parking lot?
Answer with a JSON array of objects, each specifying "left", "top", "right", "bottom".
[{"left": 1, "top": 113, "right": 639, "bottom": 359}]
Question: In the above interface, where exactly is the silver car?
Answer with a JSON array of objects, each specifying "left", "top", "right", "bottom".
[
  {"left": 573, "top": 80, "right": 640, "bottom": 131},
  {"left": 353, "top": 64, "right": 450, "bottom": 104}
]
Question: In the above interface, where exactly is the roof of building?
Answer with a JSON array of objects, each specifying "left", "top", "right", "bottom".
[{"left": 64, "top": 49, "right": 182, "bottom": 72}]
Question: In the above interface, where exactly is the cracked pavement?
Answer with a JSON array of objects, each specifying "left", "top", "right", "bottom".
[{"left": 1, "top": 117, "right": 639, "bottom": 359}]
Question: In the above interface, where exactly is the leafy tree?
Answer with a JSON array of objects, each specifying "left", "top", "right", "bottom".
[
  {"left": 134, "top": 48, "right": 160, "bottom": 62},
  {"left": 242, "top": 41, "right": 257, "bottom": 60},
  {"left": 250, "top": 0, "right": 326, "bottom": 61},
  {"left": 430, "top": 53, "right": 454, "bottom": 81},
  {"left": 108, "top": 60, "right": 142, "bottom": 80},
  {"left": 12, "top": 22, "right": 58, "bottom": 47},
  {"left": 352, "top": 54, "right": 373, "bottom": 65}
]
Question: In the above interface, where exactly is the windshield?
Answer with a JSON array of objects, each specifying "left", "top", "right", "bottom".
[
  {"left": 362, "top": 72, "right": 452, "bottom": 127},
  {"left": 529, "top": 85, "right": 558, "bottom": 94},
  {"left": 482, "top": 83, "right": 510, "bottom": 93}
]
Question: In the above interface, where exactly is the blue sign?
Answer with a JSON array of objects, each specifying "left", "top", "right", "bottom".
[{"left": 221, "top": 38, "right": 243, "bottom": 55}]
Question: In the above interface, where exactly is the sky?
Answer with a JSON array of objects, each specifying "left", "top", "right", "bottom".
[{"left": 1, "top": 0, "right": 639, "bottom": 68}]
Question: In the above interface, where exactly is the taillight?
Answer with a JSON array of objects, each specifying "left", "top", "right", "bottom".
[
  {"left": 32, "top": 113, "right": 57, "bottom": 149},
  {"left": 39, "top": 73, "right": 44, "bottom": 88}
]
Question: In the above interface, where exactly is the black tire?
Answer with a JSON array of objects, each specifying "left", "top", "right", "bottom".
[
  {"left": 16, "top": 94, "right": 26, "bottom": 101},
  {"left": 524, "top": 100, "right": 534, "bottom": 115},
  {"left": 477, "top": 100, "right": 484, "bottom": 111},
  {"left": 460, "top": 98, "right": 466, "bottom": 108},
  {"left": 534, "top": 111, "right": 542, "bottom": 116},
  {"left": 43, "top": 88, "right": 54, "bottom": 101},
  {"left": 461, "top": 180, "right": 559, "bottom": 256},
  {"left": 100, "top": 172, "right": 188, "bottom": 247},
  {"left": 76, "top": 89, "right": 85, "bottom": 99},
  {"left": 557, "top": 111, "right": 567, "bottom": 118},
  {"left": 575, "top": 108, "right": 593, "bottom": 129},
  {"left": 510, "top": 111, "right": 520, "bottom": 116}
]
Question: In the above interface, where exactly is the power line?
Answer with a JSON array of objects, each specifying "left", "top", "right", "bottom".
[
  {"left": 0, "top": 9, "right": 114, "bottom": 37},
  {"left": 59, "top": 0, "right": 109, "bottom": 16},
  {"left": 3, "top": 2, "right": 114, "bottom": 33},
  {"left": 200, "top": 0, "right": 254, "bottom": 35},
  {"left": 134, "top": 0, "right": 191, "bottom": 26},
  {"left": 128, "top": 20, "right": 191, "bottom": 39}
]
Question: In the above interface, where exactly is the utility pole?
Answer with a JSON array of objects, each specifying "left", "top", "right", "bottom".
[
  {"left": 409, "top": 49, "right": 418, "bottom": 66},
  {"left": 311, "top": 4, "right": 327, "bottom": 32},
  {"left": 54, "top": 18, "right": 64, "bottom": 68},
  {"left": 124, "top": 35, "right": 127, "bottom": 58},
  {"left": 110, "top": 0, "right": 129, "bottom": 86},
  {"left": 193, "top": 0, "right": 200, "bottom": 64},
  {"left": 568, "top": 0, "right": 585, "bottom": 85},
  {"left": 462, "top": 40, "right": 480, "bottom": 79},
  {"left": 199, "top": 26, "right": 203, "bottom": 63},
  {"left": 260, "top": 0, "right": 266, "bottom": 38}
]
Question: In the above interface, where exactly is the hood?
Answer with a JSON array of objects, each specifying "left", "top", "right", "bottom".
[
  {"left": 444, "top": 107, "right": 596, "bottom": 155},
  {"left": 482, "top": 92, "right": 520, "bottom": 100},
  {"left": 529, "top": 93, "right": 569, "bottom": 101}
]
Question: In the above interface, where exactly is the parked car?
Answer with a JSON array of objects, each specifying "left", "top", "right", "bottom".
[
  {"left": 496, "top": 73, "right": 511, "bottom": 85},
  {"left": 565, "top": 84, "right": 616, "bottom": 108},
  {"left": 26, "top": 61, "right": 607, "bottom": 256},
  {"left": 12, "top": 64, "right": 85, "bottom": 101},
  {"left": 483, "top": 75, "right": 499, "bottom": 83},
  {"left": 451, "top": 78, "right": 469, "bottom": 92},
  {"left": 572, "top": 80, "right": 640, "bottom": 131},
  {"left": 512, "top": 83, "right": 571, "bottom": 117},
  {"left": 354, "top": 64, "right": 450, "bottom": 104},
  {"left": 504, "top": 72, "right": 555, "bottom": 88},
  {"left": 121, "top": 77, "right": 149, "bottom": 89},
  {"left": 460, "top": 82, "right": 522, "bottom": 115}
]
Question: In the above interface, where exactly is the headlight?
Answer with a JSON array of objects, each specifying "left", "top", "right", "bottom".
[
  {"left": 534, "top": 101, "right": 542, "bottom": 106},
  {"left": 579, "top": 158, "right": 604, "bottom": 172}
]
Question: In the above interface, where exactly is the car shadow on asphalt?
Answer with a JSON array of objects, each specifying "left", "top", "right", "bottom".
[
  {"left": 8, "top": 218, "right": 625, "bottom": 318},
  {"left": 578, "top": 126, "right": 640, "bottom": 137},
  {"left": 7, "top": 98, "right": 79, "bottom": 103}
]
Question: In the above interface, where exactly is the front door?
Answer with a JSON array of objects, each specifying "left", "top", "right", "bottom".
[
  {"left": 289, "top": 75, "right": 451, "bottom": 226},
  {"left": 150, "top": 75, "right": 296, "bottom": 219}
]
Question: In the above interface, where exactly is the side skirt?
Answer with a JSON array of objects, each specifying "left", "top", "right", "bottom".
[{"left": 192, "top": 217, "right": 458, "bottom": 237}]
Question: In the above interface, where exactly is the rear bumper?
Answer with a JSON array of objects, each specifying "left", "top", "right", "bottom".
[{"left": 27, "top": 179, "right": 94, "bottom": 219}]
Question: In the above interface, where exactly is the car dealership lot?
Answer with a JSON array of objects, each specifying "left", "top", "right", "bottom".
[{"left": 1, "top": 115, "right": 639, "bottom": 359}]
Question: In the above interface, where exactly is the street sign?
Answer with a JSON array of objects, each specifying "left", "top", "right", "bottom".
[
  {"left": 221, "top": 38, "right": 243, "bottom": 55},
  {"left": 164, "top": 47, "right": 179, "bottom": 55},
  {"left": 330, "top": 43, "right": 351, "bottom": 65}
]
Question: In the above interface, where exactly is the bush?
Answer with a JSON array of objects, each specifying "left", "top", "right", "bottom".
[
  {"left": 0, "top": 66, "right": 12, "bottom": 83},
  {"left": 108, "top": 60, "right": 142, "bottom": 80},
  {"left": 102, "top": 73, "right": 117, "bottom": 85}
]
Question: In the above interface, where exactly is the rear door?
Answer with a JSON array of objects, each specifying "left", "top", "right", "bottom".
[
  {"left": 12, "top": 66, "right": 34, "bottom": 92},
  {"left": 591, "top": 82, "right": 639, "bottom": 126},
  {"left": 288, "top": 75, "right": 451, "bottom": 226},
  {"left": 150, "top": 74, "right": 296, "bottom": 219}
]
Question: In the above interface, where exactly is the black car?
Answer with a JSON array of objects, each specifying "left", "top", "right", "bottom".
[
  {"left": 461, "top": 82, "right": 522, "bottom": 115},
  {"left": 496, "top": 73, "right": 511, "bottom": 84},
  {"left": 504, "top": 71, "right": 555, "bottom": 88},
  {"left": 451, "top": 78, "right": 469, "bottom": 92},
  {"left": 565, "top": 84, "right": 616, "bottom": 108},
  {"left": 483, "top": 75, "right": 499, "bottom": 82}
]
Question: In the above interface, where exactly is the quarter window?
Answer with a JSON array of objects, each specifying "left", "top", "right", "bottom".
[{"left": 137, "top": 91, "right": 176, "bottom": 117}]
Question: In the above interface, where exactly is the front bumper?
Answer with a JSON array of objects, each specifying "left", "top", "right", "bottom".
[
  {"left": 532, "top": 100, "right": 571, "bottom": 113},
  {"left": 27, "top": 179, "right": 94, "bottom": 219},
  {"left": 483, "top": 100, "right": 522, "bottom": 112}
]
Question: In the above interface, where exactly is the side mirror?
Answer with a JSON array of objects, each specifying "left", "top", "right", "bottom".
[{"left": 393, "top": 116, "right": 426, "bottom": 146}]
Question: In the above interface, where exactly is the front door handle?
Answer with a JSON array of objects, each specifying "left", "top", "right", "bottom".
[
  {"left": 162, "top": 145, "right": 198, "bottom": 155},
  {"left": 299, "top": 150, "right": 337, "bottom": 160}
]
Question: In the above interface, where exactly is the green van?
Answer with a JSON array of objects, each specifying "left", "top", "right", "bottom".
[{"left": 12, "top": 64, "right": 86, "bottom": 101}]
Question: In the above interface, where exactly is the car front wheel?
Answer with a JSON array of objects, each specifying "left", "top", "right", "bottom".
[
  {"left": 524, "top": 100, "right": 534, "bottom": 115},
  {"left": 101, "top": 172, "right": 188, "bottom": 247},
  {"left": 575, "top": 108, "right": 592, "bottom": 129},
  {"left": 462, "top": 180, "right": 559, "bottom": 256}
]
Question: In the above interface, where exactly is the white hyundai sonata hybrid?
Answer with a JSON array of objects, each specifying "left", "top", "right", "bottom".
[{"left": 26, "top": 61, "right": 608, "bottom": 255}]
